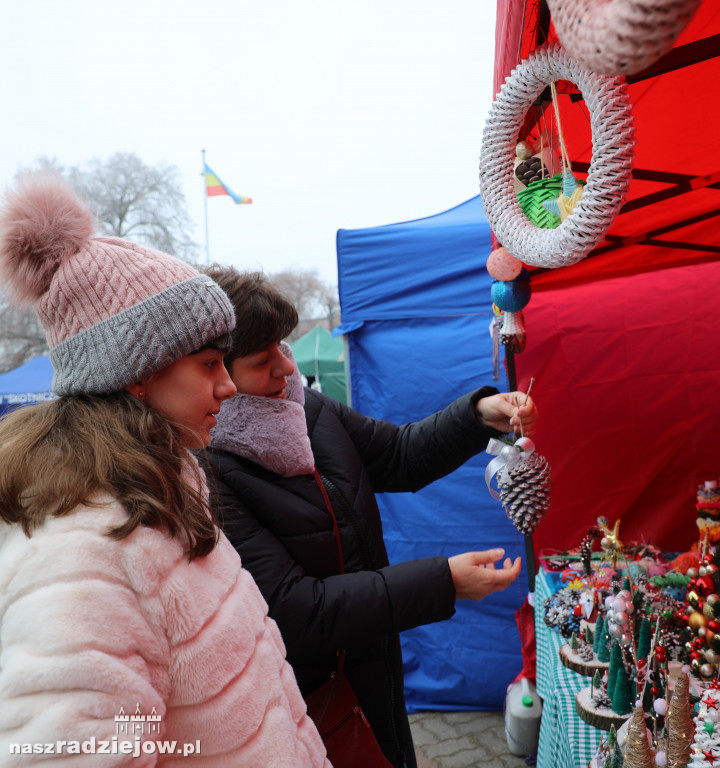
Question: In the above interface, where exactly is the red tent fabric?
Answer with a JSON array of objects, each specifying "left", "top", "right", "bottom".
[{"left": 492, "top": 1, "right": 720, "bottom": 556}]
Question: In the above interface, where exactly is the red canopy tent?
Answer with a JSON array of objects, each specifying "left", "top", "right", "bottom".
[{"left": 492, "top": 1, "right": 720, "bottom": 557}]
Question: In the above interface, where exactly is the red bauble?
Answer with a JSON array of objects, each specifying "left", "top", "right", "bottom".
[{"left": 698, "top": 575, "right": 716, "bottom": 595}]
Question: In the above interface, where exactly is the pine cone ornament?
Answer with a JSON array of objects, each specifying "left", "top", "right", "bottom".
[
  {"left": 497, "top": 442, "right": 552, "bottom": 534},
  {"left": 486, "top": 436, "right": 552, "bottom": 535},
  {"left": 515, "top": 155, "right": 547, "bottom": 187}
]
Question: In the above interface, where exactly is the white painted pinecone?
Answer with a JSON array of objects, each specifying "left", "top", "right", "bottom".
[{"left": 497, "top": 451, "right": 552, "bottom": 534}]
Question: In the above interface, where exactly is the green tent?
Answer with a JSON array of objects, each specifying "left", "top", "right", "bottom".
[{"left": 290, "top": 325, "right": 347, "bottom": 404}]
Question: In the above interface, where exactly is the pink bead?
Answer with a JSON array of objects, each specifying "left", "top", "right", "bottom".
[{"left": 486, "top": 247, "right": 523, "bottom": 281}]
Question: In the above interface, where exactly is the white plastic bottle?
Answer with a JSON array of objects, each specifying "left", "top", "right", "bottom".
[{"left": 504, "top": 677, "right": 543, "bottom": 757}]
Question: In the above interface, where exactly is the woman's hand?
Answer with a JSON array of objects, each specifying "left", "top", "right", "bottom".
[
  {"left": 448, "top": 549, "right": 522, "bottom": 601},
  {"left": 475, "top": 391, "right": 537, "bottom": 437}
]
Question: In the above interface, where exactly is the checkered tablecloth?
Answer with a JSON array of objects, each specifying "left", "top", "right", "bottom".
[{"left": 535, "top": 568, "right": 603, "bottom": 768}]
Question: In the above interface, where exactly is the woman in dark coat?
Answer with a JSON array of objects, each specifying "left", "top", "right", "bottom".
[{"left": 200, "top": 267, "right": 537, "bottom": 768}]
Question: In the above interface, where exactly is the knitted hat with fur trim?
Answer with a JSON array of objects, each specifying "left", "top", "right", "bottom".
[{"left": 0, "top": 172, "right": 235, "bottom": 395}]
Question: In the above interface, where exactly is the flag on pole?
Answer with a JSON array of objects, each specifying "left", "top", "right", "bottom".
[{"left": 203, "top": 163, "right": 252, "bottom": 204}]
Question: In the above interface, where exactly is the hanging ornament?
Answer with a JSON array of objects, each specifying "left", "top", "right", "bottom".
[
  {"left": 546, "top": 0, "right": 703, "bottom": 77},
  {"left": 486, "top": 246, "right": 523, "bottom": 281},
  {"left": 479, "top": 42, "right": 635, "bottom": 269},
  {"left": 498, "top": 310, "right": 527, "bottom": 353},
  {"left": 515, "top": 145, "right": 545, "bottom": 186},
  {"left": 513, "top": 132, "right": 563, "bottom": 196},
  {"left": 491, "top": 270, "right": 532, "bottom": 313},
  {"left": 542, "top": 168, "right": 585, "bottom": 222},
  {"left": 485, "top": 436, "right": 552, "bottom": 535}
]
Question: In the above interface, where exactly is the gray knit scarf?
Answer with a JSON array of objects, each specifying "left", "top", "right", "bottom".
[{"left": 208, "top": 342, "right": 315, "bottom": 477}]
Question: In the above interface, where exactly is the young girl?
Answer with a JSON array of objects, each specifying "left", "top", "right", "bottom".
[
  {"left": 201, "top": 266, "right": 535, "bottom": 768},
  {"left": 0, "top": 174, "right": 329, "bottom": 767}
]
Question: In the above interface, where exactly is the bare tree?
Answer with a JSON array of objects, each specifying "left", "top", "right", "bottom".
[
  {"left": 67, "top": 153, "right": 198, "bottom": 262},
  {"left": 0, "top": 291, "right": 48, "bottom": 374},
  {"left": 269, "top": 268, "right": 340, "bottom": 340},
  {"left": 0, "top": 153, "right": 199, "bottom": 372}
]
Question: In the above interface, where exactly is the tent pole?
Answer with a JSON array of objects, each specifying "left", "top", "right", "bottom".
[{"left": 505, "top": 347, "right": 537, "bottom": 595}]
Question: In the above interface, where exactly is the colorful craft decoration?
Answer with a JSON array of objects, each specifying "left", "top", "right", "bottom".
[
  {"left": 498, "top": 310, "right": 526, "bottom": 354},
  {"left": 542, "top": 168, "right": 585, "bottom": 222},
  {"left": 517, "top": 173, "right": 566, "bottom": 229},
  {"left": 687, "top": 682, "right": 720, "bottom": 767},
  {"left": 479, "top": 42, "right": 635, "bottom": 269},
  {"left": 599, "top": 517, "right": 624, "bottom": 570},
  {"left": 547, "top": 0, "right": 703, "bottom": 77},
  {"left": 491, "top": 271, "right": 531, "bottom": 313}
]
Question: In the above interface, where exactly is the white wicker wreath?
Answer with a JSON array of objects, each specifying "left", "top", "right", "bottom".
[
  {"left": 479, "top": 43, "right": 635, "bottom": 269},
  {"left": 547, "top": 0, "right": 702, "bottom": 76}
]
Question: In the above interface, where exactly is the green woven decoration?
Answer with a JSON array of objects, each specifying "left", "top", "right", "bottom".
[
  {"left": 518, "top": 172, "right": 587, "bottom": 229},
  {"left": 517, "top": 173, "right": 564, "bottom": 229}
]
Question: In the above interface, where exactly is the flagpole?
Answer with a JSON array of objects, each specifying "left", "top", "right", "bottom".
[{"left": 201, "top": 148, "right": 210, "bottom": 265}]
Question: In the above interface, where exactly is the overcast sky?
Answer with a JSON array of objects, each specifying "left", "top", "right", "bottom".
[{"left": 1, "top": 1, "right": 497, "bottom": 286}]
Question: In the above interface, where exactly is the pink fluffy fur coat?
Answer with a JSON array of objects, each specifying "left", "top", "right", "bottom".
[{"left": 0, "top": 457, "right": 330, "bottom": 767}]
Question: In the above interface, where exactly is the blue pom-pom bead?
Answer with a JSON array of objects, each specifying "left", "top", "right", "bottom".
[{"left": 491, "top": 277, "right": 531, "bottom": 312}]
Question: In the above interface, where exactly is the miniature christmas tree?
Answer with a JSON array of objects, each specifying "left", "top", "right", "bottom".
[
  {"left": 687, "top": 684, "right": 720, "bottom": 767},
  {"left": 612, "top": 664, "right": 634, "bottom": 716},
  {"left": 636, "top": 618, "right": 651, "bottom": 663},
  {"left": 668, "top": 670, "right": 694, "bottom": 768},
  {"left": 623, "top": 706, "right": 654, "bottom": 768},
  {"left": 611, "top": 741, "right": 623, "bottom": 768},
  {"left": 607, "top": 641, "right": 623, "bottom": 702},
  {"left": 594, "top": 614, "right": 606, "bottom": 655},
  {"left": 597, "top": 619, "right": 611, "bottom": 663},
  {"left": 608, "top": 724, "right": 617, "bottom": 749}
]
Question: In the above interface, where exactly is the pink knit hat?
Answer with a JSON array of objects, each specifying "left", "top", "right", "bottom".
[{"left": 0, "top": 172, "right": 235, "bottom": 395}]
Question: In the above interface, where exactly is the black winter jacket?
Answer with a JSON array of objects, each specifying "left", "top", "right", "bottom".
[{"left": 202, "top": 386, "right": 501, "bottom": 768}]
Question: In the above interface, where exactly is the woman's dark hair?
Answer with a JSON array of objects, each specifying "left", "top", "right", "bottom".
[
  {"left": 0, "top": 393, "right": 218, "bottom": 559},
  {"left": 202, "top": 265, "right": 298, "bottom": 360}
]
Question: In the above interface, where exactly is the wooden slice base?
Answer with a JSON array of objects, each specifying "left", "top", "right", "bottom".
[
  {"left": 575, "top": 686, "right": 631, "bottom": 731},
  {"left": 559, "top": 644, "right": 609, "bottom": 678}
]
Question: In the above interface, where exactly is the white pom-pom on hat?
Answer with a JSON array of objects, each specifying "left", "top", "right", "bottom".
[{"left": 0, "top": 172, "right": 94, "bottom": 304}]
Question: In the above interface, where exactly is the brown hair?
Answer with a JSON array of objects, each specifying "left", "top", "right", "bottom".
[
  {"left": 203, "top": 265, "right": 298, "bottom": 360},
  {"left": 0, "top": 393, "right": 217, "bottom": 559}
]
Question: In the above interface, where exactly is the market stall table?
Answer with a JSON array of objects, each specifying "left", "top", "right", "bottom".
[{"left": 535, "top": 567, "right": 603, "bottom": 767}]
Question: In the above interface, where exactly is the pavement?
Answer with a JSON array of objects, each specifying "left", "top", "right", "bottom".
[{"left": 409, "top": 710, "right": 534, "bottom": 768}]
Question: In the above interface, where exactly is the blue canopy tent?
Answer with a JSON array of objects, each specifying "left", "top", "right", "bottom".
[
  {"left": 335, "top": 196, "right": 527, "bottom": 711},
  {"left": 0, "top": 355, "right": 55, "bottom": 417}
]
